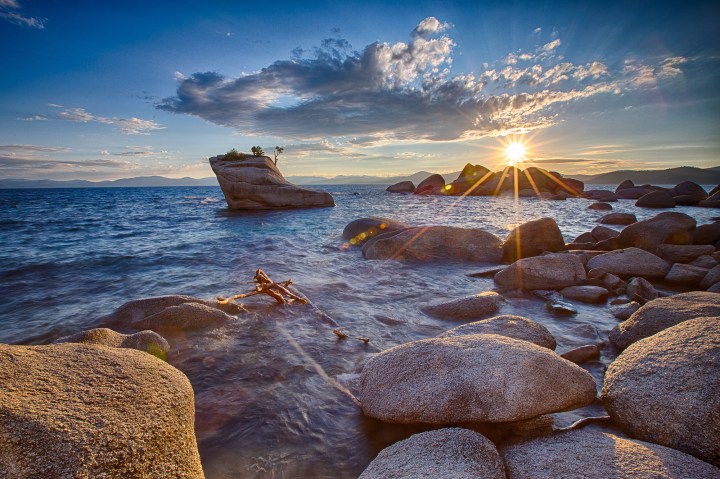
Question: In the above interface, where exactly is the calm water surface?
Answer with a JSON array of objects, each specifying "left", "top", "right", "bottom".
[{"left": 0, "top": 185, "right": 717, "bottom": 478}]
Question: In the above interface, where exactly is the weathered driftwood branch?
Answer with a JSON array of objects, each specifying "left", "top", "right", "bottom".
[{"left": 217, "top": 269, "right": 308, "bottom": 305}]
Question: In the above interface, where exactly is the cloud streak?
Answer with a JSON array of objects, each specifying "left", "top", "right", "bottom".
[
  {"left": 0, "top": 0, "right": 45, "bottom": 29},
  {"left": 159, "top": 17, "right": 687, "bottom": 145},
  {"left": 57, "top": 107, "right": 164, "bottom": 135}
]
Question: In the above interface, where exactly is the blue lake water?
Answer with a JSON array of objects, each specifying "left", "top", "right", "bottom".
[{"left": 0, "top": 185, "right": 717, "bottom": 478}]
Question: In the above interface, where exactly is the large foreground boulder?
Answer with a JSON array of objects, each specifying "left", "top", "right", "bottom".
[
  {"left": 209, "top": 155, "right": 334, "bottom": 209},
  {"left": 603, "top": 317, "right": 720, "bottom": 466},
  {"left": 0, "top": 343, "right": 204, "bottom": 478},
  {"left": 586, "top": 247, "right": 670, "bottom": 278},
  {"left": 494, "top": 253, "right": 587, "bottom": 290},
  {"left": 342, "top": 217, "right": 410, "bottom": 245},
  {"left": 437, "top": 314, "right": 556, "bottom": 350},
  {"left": 502, "top": 217, "right": 565, "bottom": 262},
  {"left": 362, "top": 226, "right": 503, "bottom": 262},
  {"left": 422, "top": 292, "right": 503, "bottom": 320},
  {"left": 618, "top": 212, "right": 696, "bottom": 253},
  {"left": 359, "top": 334, "right": 596, "bottom": 424},
  {"left": 501, "top": 429, "right": 720, "bottom": 479},
  {"left": 359, "top": 428, "right": 505, "bottom": 479},
  {"left": 609, "top": 291, "right": 720, "bottom": 349}
]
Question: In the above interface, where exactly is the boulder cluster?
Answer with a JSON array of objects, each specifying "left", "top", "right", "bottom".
[
  {"left": 387, "top": 164, "right": 584, "bottom": 199},
  {"left": 346, "top": 207, "right": 720, "bottom": 477},
  {"left": 585, "top": 179, "right": 719, "bottom": 209}
]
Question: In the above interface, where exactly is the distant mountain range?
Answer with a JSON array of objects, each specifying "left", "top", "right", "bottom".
[{"left": 1, "top": 166, "right": 718, "bottom": 189}]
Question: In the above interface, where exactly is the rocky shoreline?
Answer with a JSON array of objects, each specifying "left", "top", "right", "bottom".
[{"left": 1, "top": 177, "right": 719, "bottom": 478}]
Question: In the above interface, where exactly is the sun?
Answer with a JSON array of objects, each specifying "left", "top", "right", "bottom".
[{"left": 505, "top": 142, "right": 526, "bottom": 166}]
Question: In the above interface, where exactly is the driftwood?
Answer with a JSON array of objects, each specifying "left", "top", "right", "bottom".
[{"left": 217, "top": 269, "right": 308, "bottom": 305}]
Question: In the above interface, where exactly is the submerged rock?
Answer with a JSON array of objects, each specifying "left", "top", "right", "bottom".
[
  {"left": 502, "top": 217, "right": 565, "bottom": 262},
  {"left": 603, "top": 317, "right": 720, "bottom": 467},
  {"left": 437, "top": 314, "right": 556, "bottom": 350},
  {"left": 359, "top": 334, "right": 596, "bottom": 424},
  {"left": 494, "top": 254, "right": 587, "bottom": 290},
  {"left": 98, "top": 295, "right": 240, "bottom": 333},
  {"left": 359, "top": 428, "right": 506, "bottom": 479},
  {"left": 609, "top": 291, "right": 720, "bottom": 349},
  {"left": 0, "top": 343, "right": 203, "bottom": 478},
  {"left": 55, "top": 328, "right": 170, "bottom": 358},
  {"left": 501, "top": 429, "right": 720, "bottom": 479},
  {"left": 422, "top": 292, "right": 503, "bottom": 320},
  {"left": 586, "top": 247, "right": 670, "bottom": 279},
  {"left": 209, "top": 154, "right": 334, "bottom": 209},
  {"left": 342, "top": 217, "right": 410, "bottom": 245},
  {"left": 362, "top": 226, "right": 503, "bottom": 262}
]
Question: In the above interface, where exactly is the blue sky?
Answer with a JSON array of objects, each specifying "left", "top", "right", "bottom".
[{"left": 1, "top": 0, "right": 718, "bottom": 180}]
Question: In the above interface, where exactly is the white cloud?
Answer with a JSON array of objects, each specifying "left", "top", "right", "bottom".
[
  {"left": 0, "top": 144, "right": 70, "bottom": 153},
  {"left": 0, "top": 0, "right": 45, "bottom": 29},
  {"left": 158, "top": 19, "right": 688, "bottom": 144},
  {"left": 57, "top": 107, "right": 164, "bottom": 135},
  {"left": 17, "top": 115, "right": 48, "bottom": 121}
]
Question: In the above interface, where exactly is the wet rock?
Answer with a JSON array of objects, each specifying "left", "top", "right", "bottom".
[
  {"left": 501, "top": 429, "right": 720, "bottom": 479},
  {"left": 210, "top": 154, "right": 334, "bottom": 209},
  {"left": 586, "top": 247, "right": 670, "bottom": 279},
  {"left": 560, "top": 285, "right": 609, "bottom": 303},
  {"left": 665, "top": 263, "right": 710, "bottom": 286},
  {"left": 609, "top": 291, "right": 720, "bottom": 349},
  {"left": 626, "top": 277, "right": 658, "bottom": 303},
  {"left": 610, "top": 301, "right": 641, "bottom": 320},
  {"left": 560, "top": 344, "right": 600, "bottom": 364},
  {"left": 588, "top": 202, "right": 613, "bottom": 210},
  {"left": 422, "top": 292, "right": 503, "bottom": 320},
  {"left": 603, "top": 317, "right": 720, "bottom": 467},
  {"left": 635, "top": 190, "right": 676, "bottom": 208},
  {"left": 438, "top": 314, "right": 556, "bottom": 350},
  {"left": 359, "top": 428, "right": 505, "bottom": 479},
  {"left": 617, "top": 187, "right": 652, "bottom": 199},
  {"left": 657, "top": 244, "right": 716, "bottom": 263},
  {"left": 618, "top": 212, "right": 696, "bottom": 253},
  {"left": 359, "top": 334, "right": 597, "bottom": 424},
  {"left": 700, "top": 264, "right": 720, "bottom": 289},
  {"left": 55, "top": 328, "right": 170, "bottom": 358},
  {"left": 502, "top": 217, "right": 565, "bottom": 262},
  {"left": 130, "top": 303, "right": 238, "bottom": 332},
  {"left": 546, "top": 299, "right": 578, "bottom": 315},
  {"left": 600, "top": 213, "right": 637, "bottom": 225},
  {"left": 363, "top": 226, "right": 503, "bottom": 262},
  {"left": 615, "top": 179, "right": 634, "bottom": 192},
  {"left": 690, "top": 255, "right": 718, "bottom": 269},
  {"left": 386, "top": 181, "right": 415, "bottom": 193},
  {"left": 98, "top": 295, "right": 243, "bottom": 329},
  {"left": 0, "top": 343, "right": 203, "bottom": 478},
  {"left": 693, "top": 223, "right": 720, "bottom": 245},
  {"left": 342, "top": 217, "right": 411, "bottom": 245},
  {"left": 414, "top": 174, "right": 446, "bottom": 195},
  {"left": 494, "top": 254, "right": 587, "bottom": 290}
]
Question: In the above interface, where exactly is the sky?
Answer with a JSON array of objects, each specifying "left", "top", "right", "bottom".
[{"left": 1, "top": 0, "right": 719, "bottom": 181}]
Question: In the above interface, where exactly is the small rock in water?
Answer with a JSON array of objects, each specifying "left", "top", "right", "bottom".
[
  {"left": 560, "top": 344, "right": 601, "bottom": 364},
  {"left": 599, "top": 213, "right": 637, "bottom": 225},
  {"left": 546, "top": 299, "right": 578, "bottom": 315},
  {"left": 560, "top": 285, "right": 609, "bottom": 304},
  {"left": 422, "top": 291, "right": 503, "bottom": 320},
  {"left": 588, "top": 202, "right": 613, "bottom": 210}
]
